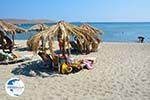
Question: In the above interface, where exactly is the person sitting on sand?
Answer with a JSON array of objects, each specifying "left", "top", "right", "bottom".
[
  {"left": 138, "top": 36, "right": 144, "bottom": 43},
  {"left": 58, "top": 37, "right": 71, "bottom": 56}
]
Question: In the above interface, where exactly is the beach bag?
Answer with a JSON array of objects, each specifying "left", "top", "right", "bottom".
[{"left": 59, "top": 63, "right": 72, "bottom": 74}]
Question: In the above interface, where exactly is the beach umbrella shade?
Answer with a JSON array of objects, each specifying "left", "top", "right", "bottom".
[
  {"left": 80, "top": 24, "right": 103, "bottom": 43},
  {"left": 27, "top": 21, "right": 97, "bottom": 54},
  {"left": 0, "top": 20, "right": 27, "bottom": 44},
  {"left": 28, "top": 23, "right": 49, "bottom": 31}
]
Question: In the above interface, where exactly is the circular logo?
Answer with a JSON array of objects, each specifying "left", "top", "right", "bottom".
[{"left": 5, "top": 77, "right": 24, "bottom": 97}]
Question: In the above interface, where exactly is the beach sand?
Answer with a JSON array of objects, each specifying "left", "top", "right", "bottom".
[{"left": 0, "top": 40, "right": 150, "bottom": 100}]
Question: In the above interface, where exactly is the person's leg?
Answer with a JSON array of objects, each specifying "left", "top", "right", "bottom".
[
  {"left": 62, "top": 47, "right": 66, "bottom": 56},
  {"left": 66, "top": 49, "right": 71, "bottom": 56},
  {"left": 85, "top": 44, "right": 90, "bottom": 54},
  {"left": 141, "top": 38, "right": 144, "bottom": 43}
]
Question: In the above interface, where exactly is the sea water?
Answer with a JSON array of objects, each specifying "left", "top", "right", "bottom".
[{"left": 14, "top": 22, "right": 150, "bottom": 43}]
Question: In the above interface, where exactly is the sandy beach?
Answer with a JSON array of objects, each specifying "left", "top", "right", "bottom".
[{"left": 0, "top": 40, "right": 150, "bottom": 100}]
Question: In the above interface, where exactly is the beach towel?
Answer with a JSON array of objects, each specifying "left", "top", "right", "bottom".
[{"left": 79, "top": 57, "right": 96, "bottom": 70}]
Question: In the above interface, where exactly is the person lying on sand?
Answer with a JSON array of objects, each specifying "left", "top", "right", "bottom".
[
  {"left": 59, "top": 56, "right": 95, "bottom": 74},
  {"left": 38, "top": 51, "right": 95, "bottom": 74}
]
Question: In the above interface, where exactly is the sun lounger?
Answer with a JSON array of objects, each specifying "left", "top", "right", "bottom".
[
  {"left": 38, "top": 52, "right": 55, "bottom": 69},
  {"left": 0, "top": 57, "right": 31, "bottom": 65}
]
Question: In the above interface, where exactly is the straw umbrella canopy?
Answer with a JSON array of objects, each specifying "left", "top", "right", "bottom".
[
  {"left": 80, "top": 24, "right": 103, "bottom": 43},
  {"left": 27, "top": 21, "right": 96, "bottom": 54},
  {"left": 28, "top": 23, "right": 48, "bottom": 31},
  {"left": 0, "top": 20, "right": 27, "bottom": 44}
]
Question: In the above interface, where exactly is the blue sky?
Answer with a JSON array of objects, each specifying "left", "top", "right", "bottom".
[{"left": 1, "top": 0, "right": 150, "bottom": 22}]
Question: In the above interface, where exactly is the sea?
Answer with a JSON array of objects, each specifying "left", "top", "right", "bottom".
[{"left": 14, "top": 22, "right": 150, "bottom": 43}]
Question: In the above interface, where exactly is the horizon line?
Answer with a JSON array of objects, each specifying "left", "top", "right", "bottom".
[{"left": 1, "top": 18, "right": 150, "bottom": 23}]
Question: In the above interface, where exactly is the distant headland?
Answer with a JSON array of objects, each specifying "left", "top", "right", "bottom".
[{"left": 1, "top": 18, "right": 55, "bottom": 24}]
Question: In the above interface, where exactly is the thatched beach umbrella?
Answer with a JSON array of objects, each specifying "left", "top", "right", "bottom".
[
  {"left": 28, "top": 23, "right": 48, "bottom": 31},
  {"left": 80, "top": 24, "right": 103, "bottom": 35},
  {"left": 0, "top": 20, "right": 26, "bottom": 44},
  {"left": 80, "top": 24, "right": 103, "bottom": 43},
  {"left": 27, "top": 21, "right": 97, "bottom": 54}
]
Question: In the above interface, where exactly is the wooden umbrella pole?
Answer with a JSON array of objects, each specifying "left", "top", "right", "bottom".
[
  {"left": 12, "top": 34, "right": 15, "bottom": 46},
  {"left": 41, "top": 37, "right": 44, "bottom": 51}
]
